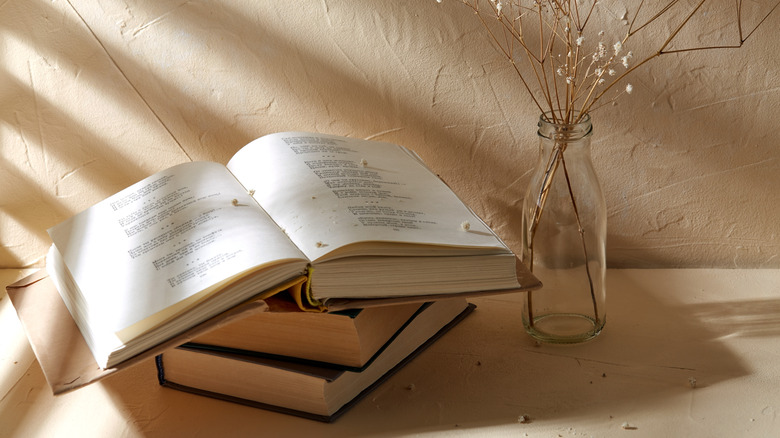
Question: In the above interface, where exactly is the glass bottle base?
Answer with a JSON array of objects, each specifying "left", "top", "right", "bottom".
[{"left": 524, "top": 313, "right": 604, "bottom": 344}]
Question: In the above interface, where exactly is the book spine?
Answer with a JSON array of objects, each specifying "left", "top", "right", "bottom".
[{"left": 155, "top": 355, "right": 167, "bottom": 385}]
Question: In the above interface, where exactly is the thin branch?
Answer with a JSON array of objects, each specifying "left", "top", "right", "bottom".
[
  {"left": 465, "top": 1, "right": 547, "bottom": 115},
  {"left": 742, "top": 1, "right": 780, "bottom": 42},
  {"left": 577, "top": 0, "right": 598, "bottom": 32},
  {"left": 629, "top": 0, "right": 680, "bottom": 37},
  {"left": 579, "top": 51, "right": 659, "bottom": 117},
  {"left": 454, "top": 0, "right": 780, "bottom": 119},
  {"left": 659, "top": 0, "right": 707, "bottom": 53},
  {"left": 737, "top": 0, "right": 744, "bottom": 42},
  {"left": 560, "top": 151, "right": 600, "bottom": 323}
]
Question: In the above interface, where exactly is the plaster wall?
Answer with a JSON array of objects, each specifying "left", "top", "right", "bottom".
[{"left": 1, "top": 0, "right": 778, "bottom": 269}]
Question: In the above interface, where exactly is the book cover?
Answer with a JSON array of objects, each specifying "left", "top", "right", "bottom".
[
  {"left": 185, "top": 298, "right": 423, "bottom": 369},
  {"left": 156, "top": 301, "right": 476, "bottom": 422}
]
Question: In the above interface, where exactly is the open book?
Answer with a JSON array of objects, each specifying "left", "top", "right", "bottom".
[{"left": 46, "top": 132, "right": 540, "bottom": 369}]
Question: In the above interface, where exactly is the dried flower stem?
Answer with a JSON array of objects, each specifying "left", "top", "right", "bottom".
[
  {"left": 560, "top": 151, "right": 599, "bottom": 322},
  {"left": 452, "top": 0, "right": 779, "bottom": 123},
  {"left": 524, "top": 134, "right": 599, "bottom": 328},
  {"left": 524, "top": 142, "right": 563, "bottom": 327}
]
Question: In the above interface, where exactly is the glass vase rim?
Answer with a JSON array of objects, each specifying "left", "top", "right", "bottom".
[
  {"left": 538, "top": 111, "right": 591, "bottom": 125},
  {"left": 538, "top": 111, "right": 592, "bottom": 141}
]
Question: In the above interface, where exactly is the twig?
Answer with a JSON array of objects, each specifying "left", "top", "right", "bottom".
[
  {"left": 453, "top": 0, "right": 780, "bottom": 119},
  {"left": 560, "top": 150, "right": 599, "bottom": 323}
]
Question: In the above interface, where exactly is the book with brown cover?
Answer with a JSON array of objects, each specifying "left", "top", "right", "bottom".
[
  {"left": 185, "top": 296, "right": 423, "bottom": 370},
  {"left": 156, "top": 299, "right": 474, "bottom": 422}
]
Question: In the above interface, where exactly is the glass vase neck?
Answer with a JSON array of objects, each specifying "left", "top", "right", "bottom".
[{"left": 538, "top": 112, "right": 592, "bottom": 143}]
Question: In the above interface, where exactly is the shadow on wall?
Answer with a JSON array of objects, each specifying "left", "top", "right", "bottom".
[
  {"left": 0, "top": 0, "right": 155, "bottom": 266},
  {"left": 0, "top": 0, "right": 519, "bottom": 268},
  {"left": 593, "top": 4, "right": 780, "bottom": 268},
  {"left": 1, "top": 0, "right": 778, "bottom": 269}
]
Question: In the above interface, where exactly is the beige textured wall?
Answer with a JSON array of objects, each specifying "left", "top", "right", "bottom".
[{"left": 1, "top": 0, "right": 778, "bottom": 269}]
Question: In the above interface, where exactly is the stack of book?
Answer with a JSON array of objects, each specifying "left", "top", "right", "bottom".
[
  {"left": 7, "top": 132, "right": 540, "bottom": 422},
  {"left": 158, "top": 296, "right": 474, "bottom": 421}
]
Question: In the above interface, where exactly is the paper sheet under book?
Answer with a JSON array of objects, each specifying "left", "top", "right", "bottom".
[{"left": 5, "top": 270, "right": 280, "bottom": 394}]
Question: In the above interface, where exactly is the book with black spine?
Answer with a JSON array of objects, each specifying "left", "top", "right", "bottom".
[{"left": 156, "top": 299, "right": 475, "bottom": 422}]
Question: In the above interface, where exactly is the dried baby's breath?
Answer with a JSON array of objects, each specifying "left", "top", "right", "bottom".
[{"left": 437, "top": 0, "right": 780, "bottom": 123}]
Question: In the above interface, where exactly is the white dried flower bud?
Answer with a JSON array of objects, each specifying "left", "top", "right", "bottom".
[
  {"left": 597, "top": 42, "right": 606, "bottom": 59},
  {"left": 625, "top": 83, "right": 633, "bottom": 94},
  {"left": 576, "top": 36, "right": 584, "bottom": 46},
  {"left": 608, "top": 69, "right": 616, "bottom": 76},
  {"left": 613, "top": 41, "right": 622, "bottom": 56}
]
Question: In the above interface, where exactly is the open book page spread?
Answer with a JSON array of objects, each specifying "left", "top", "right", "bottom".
[
  {"left": 47, "top": 161, "right": 308, "bottom": 346},
  {"left": 226, "top": 132, "right": 512, "bottom": 262}
]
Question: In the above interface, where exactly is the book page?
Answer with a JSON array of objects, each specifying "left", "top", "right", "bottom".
[
  {"left": 48, "top": 161, "right": 307, "bottom": 335},
  {"left": 226, "top": 132, "right": 511, "bottom": 262}
]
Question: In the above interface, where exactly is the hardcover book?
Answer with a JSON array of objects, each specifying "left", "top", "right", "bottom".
[
  {"left": 157, "top": 299, "right": 474, "bottom": 421},
  {"left": 33, "top": 132, "right": 540, "bottom": 369},
  {"left": 186, "top": 296, "right": 423, "bottom": 369}
]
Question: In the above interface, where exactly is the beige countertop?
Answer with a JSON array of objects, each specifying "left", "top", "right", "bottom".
[{"left": 2, "top": 268, "right": 779, "bottom": 437}]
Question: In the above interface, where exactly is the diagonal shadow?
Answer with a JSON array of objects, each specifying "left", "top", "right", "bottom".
[
  {"left": 330, "top": 269, "right": 752, "bottom": 433},
  {"left": 0, "top": 71, "right": 150, "bottom": 267},
  {"left": 2, "top": 0, "right": 537, "bottom": 272},
  {"left": 83, "top": 270, "right": 757, "bottom": 435},
  {"left": 61, "top": 0, "right": 530, "bottom": 199}
]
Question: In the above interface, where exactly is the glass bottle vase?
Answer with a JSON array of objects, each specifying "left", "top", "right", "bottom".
[{"left": 521, "top": 112, "right": 607, "bottom": 343}]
